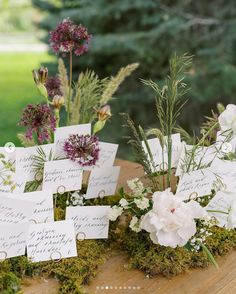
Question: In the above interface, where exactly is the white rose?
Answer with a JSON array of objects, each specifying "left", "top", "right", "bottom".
[
  {"left": 108, "top": 206, "right": 123, "bottom": 221},
  {"left": 218, "top": 104, "right": 236, "bottom": 135},
  {"left": 140, "top": 189, "right": 207, "bottom": 248},
  {"left": 227, "top": 200, "right": 236, "bottom": 229},
  {"left": 134, "top": 197, "right": 150, "bottom": 210},
  {"left": 119, "top": 198, "right": 129, "bottom": 208},
  {"left": 129, "top": 216, "right": 141, "bottom": 232}
]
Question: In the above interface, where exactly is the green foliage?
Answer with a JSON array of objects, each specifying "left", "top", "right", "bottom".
[{"left": 33, "top": 0, "right": 236, "bottom": 158}]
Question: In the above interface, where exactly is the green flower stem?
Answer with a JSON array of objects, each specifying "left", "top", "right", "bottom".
[
  {"left": 186, "top": 122, "right": 219, "bottom": 173},
  {"left": 67, "top": 50, "right": 73, "bottom": 126},
  {"left": 207, "top": 209, "right": 229, "bottom": 215},
  {"left": 54, "top": 108, "right": 60, "bottom": 128}
]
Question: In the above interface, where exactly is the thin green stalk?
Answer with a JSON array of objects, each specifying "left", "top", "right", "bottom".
[
  {"left": 167, "top": 134, "right": 172, "bottom": 187},
  {"left": 55, "top": 109, "right": 60, "bottom": 128},
  {"left": 67, "top": 50, "right": 73, "bottom": 125},
  {"left": 207, "top": 209, "right": 228, "bottom": 215}
]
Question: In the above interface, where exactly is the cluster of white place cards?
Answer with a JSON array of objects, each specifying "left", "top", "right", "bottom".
[
  {"left": 42, "top": 159, "right": 83, "bottom": 194},
  {"left": 0, "top": 223, "right": 29, "bottom": 259},
  {"left": 0, "top": 123, "right": 119, "bottom": 262},
  {"left": 66, "top": 206, "right": 110, "bottom": 240},
  {"left": 54, "top": 123, "right": 91, "bottom": 158},
  {"left": 176, "top": 168, "right": 216, "bottom": 200},
  {"left": 15, "top": 144, "right": 54, "bottom": 182},
  {"left": 142, "top": 133, "right": 182, "bottom": 171},
  {"left": 27, "top": 220, "right": 77, "bottom": 262},
  {"left": 85, "top": 166, "right": 120, "bottom": 199},
  {"left": 206, "top": 191, "right": 234, "bottom": 227}
]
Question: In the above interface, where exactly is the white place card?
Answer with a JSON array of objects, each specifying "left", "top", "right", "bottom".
[
  {"left": 7, "top": 190, "right": 54, "bottom": 224},
  {"left": 42, "top": 159, "right": 83, "bottom": 194},
  {"left": 206, "top": 191, "right": 234, "bottom": 227},
  {"left": 27, "top": 220, "right": 77, "bottom": 262},
  {"left": 15, "top": 144, "right": 54, "bottom": 182},
  {"left": 0, "top": 147, "right": 23, "bottom": 166},
  {"left": 0, "top": 223, "right": 29, "bottom": 260},
  {"left": 84, "top": 142, "right": 118, "bottom": 170},
  {"left": 0, "top": 194, "right": 35, "bottom": 224},
  {"left": 0, "top": 170, "right": 26, "bottom": 194},
  {"left": 142, "top": 133, "right": 182, "bottom": 171},
  {"left": 176, "top": 168, "right": 215, "bottom": 200},
  {"left": 54, "top": 124, "right": 91, "bottom": 158},
  {"left": 85, "top": 166, "right": 120, "bottom": 199},
  {"left": 176, "top": 144, "right": 217, "bottom": 176},
  {"left": 66, "top": 206, "right": 110, "bottom": 239}
]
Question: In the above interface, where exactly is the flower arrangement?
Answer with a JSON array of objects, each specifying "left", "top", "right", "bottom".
[
  {"left": 0, "top": 18, "right": 138, "bottom": 294},
  {"left": 108, "top": 54, "right": 236, "bottom": 273}
]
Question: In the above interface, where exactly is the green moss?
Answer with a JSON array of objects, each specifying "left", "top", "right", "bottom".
[{"left": 117, "top": 226, "right": 236, "bottom": 277}]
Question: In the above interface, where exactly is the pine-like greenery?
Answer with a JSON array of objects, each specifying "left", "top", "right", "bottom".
[{"left": 33, "top": 0, "right": 236, "bottom": 157}]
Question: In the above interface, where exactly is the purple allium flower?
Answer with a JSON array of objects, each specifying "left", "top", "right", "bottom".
[
  {"left": 19, "top": 104, "right": 56, "bottom": 144},
  {"left": 45, "top": 76, "right": 63, "bottom": 98},
  {"left": 49, "top": 18, "right": 92, "bottom": 56},
  {"left": 64, "top": 134, "right": 100, "bottom": 166}
]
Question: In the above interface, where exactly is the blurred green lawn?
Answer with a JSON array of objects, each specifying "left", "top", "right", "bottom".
[{"left": 0, "top": 52, "right": 53, "bottom": 146}]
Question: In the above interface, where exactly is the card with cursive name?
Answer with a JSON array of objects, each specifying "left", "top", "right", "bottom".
[
  {"left": 0, "top": 194, "right": 35, "bottom": 224},
  {"left": 176, "top": 168, "right": 215, "bottom": 200},
  {"left": 54, "top": 124, "right": 91, "bottom": 158},
  {"left": 84, "top": 142, "right": 118, "bottom": 170},
  {"left": 42, "top": 159, "right": 83, "bottom": 194},
  {"left": 206, "top": 191, "right": 234, "bottom": 227},
  {"left": 27, "top": 220, "right": 77, "bottom": 262},
  {"left": 15, "top": 144, "right": 54, "bottom": 182},
  {"left": 7, "top": 190, "right": 54, "bottom": 224},
  {"left": 142, "top": 133, "right": 182, "bottom": 171},
  {"left": 175, "top": 143, "right": 218, "bottom": 176},
  {"left": 66, "top": 206, "right": 110, "bottom": 239},
  {"left": 0, "top": 222, "right": 29, "bottom": 260},
  {"left": 85, "top": 166, "right": 120, "bottom": 199}
]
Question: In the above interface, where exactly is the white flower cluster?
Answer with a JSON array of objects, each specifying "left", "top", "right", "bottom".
[
  {"left": 108, "top": 205, "right": 123, "bottom": 221},
  {"left": 127, "top": 178, "right": 146, "bottom": 196},
  {"left": 129, "top": 216, "right": 141, "bottom": 232},
  {"left": 69, "top": 192, "right": 84, "bottom": 206}
]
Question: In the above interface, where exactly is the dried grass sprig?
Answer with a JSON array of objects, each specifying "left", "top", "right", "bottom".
[{"left": 100, "top": 63, "right": 139, "bottom": 105}]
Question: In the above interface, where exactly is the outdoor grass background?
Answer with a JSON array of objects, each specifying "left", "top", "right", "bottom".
[{"left": 0, "top": 52, "right": 54, "bottom": 146}]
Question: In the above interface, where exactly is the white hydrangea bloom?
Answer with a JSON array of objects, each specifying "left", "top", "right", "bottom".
[
  {"left": 108, "top": 206, "right": 123, "bottom": 221},
  {"left": 129, "top": 216, "right": 141, "bottom": 232},
  {"left": 134, "top": 197, "right": 150, "bottom": 210}
]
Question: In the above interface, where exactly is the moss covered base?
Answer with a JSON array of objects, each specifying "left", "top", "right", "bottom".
[
  {"left": 117, "top": 227, "right": 236, "bottom": 277},
  {"left": 0, "top": 239, "right": 108, "bottom": 294}
]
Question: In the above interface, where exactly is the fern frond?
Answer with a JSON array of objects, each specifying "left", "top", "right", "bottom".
[{"left": 100, "top": 63, "right": 139, "bottom": 105}]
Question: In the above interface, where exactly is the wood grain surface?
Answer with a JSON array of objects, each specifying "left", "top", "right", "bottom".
[{"left": 22, "top": 160, "right": 236, "bottom": 294}]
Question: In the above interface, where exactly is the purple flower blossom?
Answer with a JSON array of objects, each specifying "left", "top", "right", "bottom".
[
  {"left": 45, "top": 76, "right": 63, "bottom": 98},
  {"left": 19, "top": 104, "right": 56, "bottom": 144},
  {"left": 49, "top": 18, "right": 91, "bottom": 56},
  {"left": 64, "top": 134, "right": 100, "bottom": 166}
]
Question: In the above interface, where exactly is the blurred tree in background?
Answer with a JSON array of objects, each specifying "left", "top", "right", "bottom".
[{"left": 32, "top": 0, "right": 236, "bottom": 158}]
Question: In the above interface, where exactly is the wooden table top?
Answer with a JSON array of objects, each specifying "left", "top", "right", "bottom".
[{"left": 23, "top": 159, "right": 236, "bottom": 294}]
